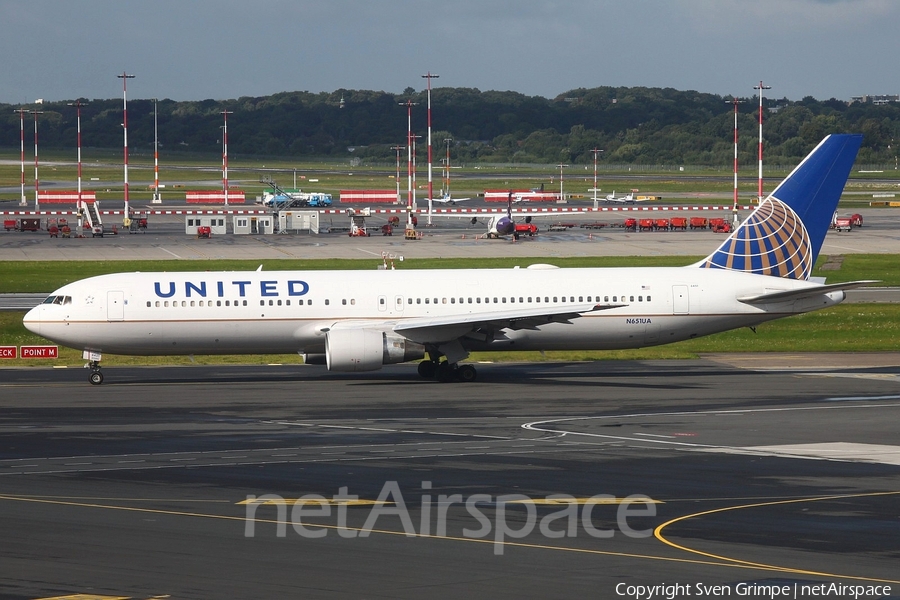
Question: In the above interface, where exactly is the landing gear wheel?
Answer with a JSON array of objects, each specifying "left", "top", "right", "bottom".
[
  {"left": 417, "top": 360, "right": 437, "bottom": 379},
  {"left": 457, "top": 364, "right": 477, "bottom": 383},
  {"left": 436, "top": 361, "right": 456, "bottom": 383},
  {"left": 89, "top": 370, "right": 104, "bottom": 385}
]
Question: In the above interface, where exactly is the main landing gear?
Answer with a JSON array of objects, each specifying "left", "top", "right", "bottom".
[{"left": 417, "top": 359, "right": 477, "bottom": 383}]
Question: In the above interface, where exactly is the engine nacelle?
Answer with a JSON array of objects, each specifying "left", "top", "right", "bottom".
[
  {"left": 325, "top": 328, "right": 424, "bottom": 372},
  {"left": 301, "top": 353, "right": 327, "bottom": 365}
]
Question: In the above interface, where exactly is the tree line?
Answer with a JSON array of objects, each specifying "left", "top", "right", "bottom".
[{"left": 1, "top": 86, "right": 898, "bottom": 165}]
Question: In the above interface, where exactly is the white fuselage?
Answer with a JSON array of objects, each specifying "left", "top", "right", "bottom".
[{"left": 24, "top": 265, "right": 844, "bottom": 357}]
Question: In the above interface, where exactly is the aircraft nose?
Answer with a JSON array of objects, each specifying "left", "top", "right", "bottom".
[{"left": 23, "top": 305, "right": 41, "bottom": 336}]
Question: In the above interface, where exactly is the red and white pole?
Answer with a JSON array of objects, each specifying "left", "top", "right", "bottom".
[
  {"left": 118, "top": 72, "right": 135, "bottom": 222},
  {"left": 68, "top": 100, "right": 86, "bottom": 231},
  {"left": 400, "top": 100, "right": 417, "bottom": 226},
  {"left": 32, "top": 109, "right": 43, "bottom": 212},
  {"left": 14, "top": 109, "right": 26, "bottom": 206},
  {"left": 590, "top": 148, "right": 603, "bottom": 209},
  {"left": 729, "top": 98, "right": 744, "bottom": 225},
  {"left": 153, "top": 99, "right": 161, "bottom": 203},
  {"left": 444, "top": 138, "right": 452, "bottom": 197},
  {"left": 754, "top": 81, "right": 771, "bottom": 203},
  {"left": 222, "top": 110, "right": 233, "bottom": 207},
  {"left": 391, "top": 145, "right": 404, "bottom": 204},
  {"left": 421, "top": 72, "right": 439, "bottom": 226}
]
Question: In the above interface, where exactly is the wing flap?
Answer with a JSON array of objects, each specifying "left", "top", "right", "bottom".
[{"left": 393, "top": 303, "right": 624, "bottom": 344}]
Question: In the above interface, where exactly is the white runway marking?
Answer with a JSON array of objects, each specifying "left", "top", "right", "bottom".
[{"left": 701, "top": 442, "right": 900, "bottom": 466}]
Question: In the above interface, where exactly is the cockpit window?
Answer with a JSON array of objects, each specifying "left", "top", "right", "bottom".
[{"left": 42, "top": 295, "right": 71, "bottom": 305}]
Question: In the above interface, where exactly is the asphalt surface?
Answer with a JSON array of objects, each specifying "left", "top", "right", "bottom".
[
  {"left": 0, "top": 358, "right": 898, "bottom": 599},
  {"left": 1, "top": 203, "right": 898, "bottom": 260}
]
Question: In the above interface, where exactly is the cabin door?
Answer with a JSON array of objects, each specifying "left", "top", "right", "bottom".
[
  {"left": 672, "top": 285, "right": 689, "bottom": 315},
  {"left": 107, "top": 291, "right": 125, "bottom": 321}
]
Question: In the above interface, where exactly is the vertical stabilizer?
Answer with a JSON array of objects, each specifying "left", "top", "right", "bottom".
[{"left": 698, "top": 134, "right": 862, "bottom": 280}]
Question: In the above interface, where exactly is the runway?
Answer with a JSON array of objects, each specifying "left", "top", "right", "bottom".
[{"left": 1, "top": 358, "right": 898, "bottom": 599}]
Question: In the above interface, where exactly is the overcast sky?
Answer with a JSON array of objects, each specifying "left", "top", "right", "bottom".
[{"left": 1, "top": 0, "right": 898, "bottom": 104}]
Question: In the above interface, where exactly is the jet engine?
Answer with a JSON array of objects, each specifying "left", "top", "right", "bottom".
[{"left": 325, "top": 328, "right": 425, "bottom": 372}]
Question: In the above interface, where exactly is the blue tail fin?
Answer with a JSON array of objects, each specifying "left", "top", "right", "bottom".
[{"left": 698, "top": 134, "right": 862, "bottom": 280}]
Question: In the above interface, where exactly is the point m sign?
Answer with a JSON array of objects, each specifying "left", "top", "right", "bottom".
[{"left": 20, "top": 346, "right": 58, "bottom": 359}]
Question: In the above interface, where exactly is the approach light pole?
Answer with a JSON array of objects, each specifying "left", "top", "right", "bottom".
[
  {"left": 14, "top": 109, "right": 27, "bottom": 206},
  {"left": 728, "top": 98, "right": 744, "bottom": 226},
  {"left": 590, "top": 148, "right": 603, "bottom": 209},
  {"left": 118, "top": 72, "right": 135, "bottom": 223},
  {"left": 443, "top": 138, "right": 453, "bottom": 197},
  {"left": 557, "top": 163, "right": 568, "bottom": 202},
  {"left": 754, "top": 81, "right": 771, "bottom": 204},
  {"left": 68, "top": 100, "right": 87, "bottom": 234},
  {"left": 221, "top": 110, "right": 233, "bottom": 207},
  {"left": 421, "top": 72, "right": 439, "bottom": 226},
  {"left": 31, "top": 109, "right": 44, "bottom": 212},
  {"left": 152, "top": 99, "right": 161, "bottom": 204},
  {"left": 399, "top": 100, "right": 417, "bottom": 227},
  {"left": 391, "top": 145, "right": 405, "bottom": 204}
]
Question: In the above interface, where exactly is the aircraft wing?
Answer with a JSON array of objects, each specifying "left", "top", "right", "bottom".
[
  {"left": 432, "top": 196, "right": 472, "bottom": 204},
  {"left": 737, "top": 280, "right": 879, "bottom": 305},
  {"left": 393, "top": 302, "right": 624, "bottom": 344}
]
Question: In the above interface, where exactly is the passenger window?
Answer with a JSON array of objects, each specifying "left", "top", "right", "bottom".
[
  {"left": 342, "top": 299, "right": 347, "bottom": 305},
  {"left": 146, "top": 301, "right": 151, "bottom": 307},
  {"left": 325, "top": 299, "right": 330, "bottom": 306},
  {"left": 647, "top": 296, "right": 651, "bottom": 302}
]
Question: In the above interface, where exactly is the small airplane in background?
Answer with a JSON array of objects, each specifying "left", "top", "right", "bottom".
[
  {"left": 604, "top": 190, "right": 637, "bottom": 204},
  {"left": 431, "top": 193, "right": 473, "bottom": 205}
]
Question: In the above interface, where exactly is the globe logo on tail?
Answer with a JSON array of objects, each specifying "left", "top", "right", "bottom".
[{"left": 700, "top": 197, "right": 812, "bottom": 280}]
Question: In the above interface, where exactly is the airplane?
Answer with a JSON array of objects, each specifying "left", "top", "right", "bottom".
[
  {"left": 24, "top": 135, "right": 872, "bottom": 385},
  {"left": 431, "top": 193, "right": 473, "bottom": 205},
  {"left": 604, "top": 190, "right": 637, "bottom": 204},
  {"left": 479, "top": 192, "right": 534, "bottom": 239}
]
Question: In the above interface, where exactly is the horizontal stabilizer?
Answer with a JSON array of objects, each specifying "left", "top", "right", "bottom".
[{"left": 737, "top": 280, "right": 879, "bottom": 305}]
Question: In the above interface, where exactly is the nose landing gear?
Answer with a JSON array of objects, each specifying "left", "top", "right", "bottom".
[{"left": 85, "top": 354, "right": 104, "bottom": 385}]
